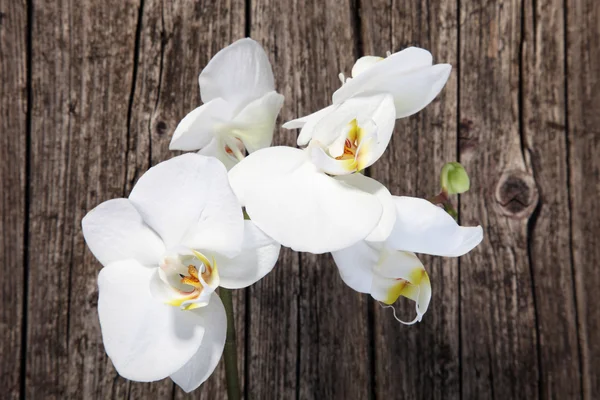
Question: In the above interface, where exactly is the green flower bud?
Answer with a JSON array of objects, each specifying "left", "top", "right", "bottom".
[{"left": 440, "top": 162, "right": 470, "bottom": 195}]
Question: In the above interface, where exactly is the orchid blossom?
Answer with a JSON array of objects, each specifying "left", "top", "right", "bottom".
[
  {"left": 283, "top": 47, "right": 451, "bottom": 148},
  {"left": 82, "top": 154, "right": 280, "bottom": 392},
  {"left": 228, "top": 94, "right": 398, "bottom": 254},
  {"left": 170, "top": 38, "right": 284, "bottom": 169},
  {"left": 331, "top": 196, "right": 483, "bottom": 323}
]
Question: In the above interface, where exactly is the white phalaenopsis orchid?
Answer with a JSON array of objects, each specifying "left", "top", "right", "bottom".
[
  {"left": 82, "top": 154, "right": 280, "bottom": 392},
  {"left": 170, "top": 38, "right": 284, "bottom": 169},
  {"left": 332, "top": 196, "right": 483, "bottom": 323},
  {"left": 228, "top": 94, "right": 398, "bottom": 254},
  {"left": 303, "top": 93, "right": 395, "bottom": 175},
  {"left": 283, "top": 47, "right": 451, "bottom": 148}
]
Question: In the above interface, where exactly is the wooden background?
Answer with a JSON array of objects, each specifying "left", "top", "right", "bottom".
[{"left": 1, "top": 0, "right": 598, "bottom": 398}]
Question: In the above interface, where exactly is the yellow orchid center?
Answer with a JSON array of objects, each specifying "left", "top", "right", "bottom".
[
  {"left": 163, "top": 250, "right": 219, "bottom": 311},
  {"left": 384, "top": 267, "right": 430, "bottom": 305},
  {"left": 334, "top": 119, "right": 371, "bottom": 172}
]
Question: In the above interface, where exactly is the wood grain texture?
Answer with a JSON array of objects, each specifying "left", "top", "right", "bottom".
[
  {"left": 566, "top": 0, "right": 600, "bottom": 398},
  {"left": 361, "top": 0, "right": 461, "bottom": 398},
  {"left": 522, "top": 0, "right": 582, "bottom": 398},
  {"left": 3, "top": 0, "right": 600, "bottom": 398},
  {"left": 246, "top": 4, "right": 301, "bottom": 397},
  {"left": 263, "top": 1, "right": 370, "bottom": 399},
  {"left": 125, "top": 0, "right": 246, "bottom": 398},
  {"left": 250, "top": 1, "right": 372, "bottom": 399},
  {"left": 26, "top": 0, "right": 139, "bottom": 398},
  {"left": 459, "top": 0, "right": 541, "bottom": 399},
  {"left": 246, "top": 0, "right": 312, "bottom": 398},
  {"left": 0, "top": 1, "right": 27, "bottom": 399}
]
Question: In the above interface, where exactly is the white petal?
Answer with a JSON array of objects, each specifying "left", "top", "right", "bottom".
[
  {"left": 97, "top": 260, "right": 205, "bottom": 381},
  {"left": 336, "top": 174, "right": 396, "bottom": 242},
  {"left": 197, "top": 137, "right": 239, "bottom": 171},
  {"left": 331, "top": 240, "right": 381, "bottom": 293},
  {"left": 309, "top": 145, "right": 356, "bottom": 175},
  {"left": 387, "top": 196, "right": 483, "bottom": 256},
  {"left": 310, "top": 94, "right": 396, "bottom": 169},
  {"left": 351, "top": 55, "right": 384, "bottom": 78},
  {"left": 332, "top": 243, "right": 430, "bottom": 323},
  {"left": 228, "top": 146, "right": 383, "bottom": 253},
  {"left": 334, "top": 48, "right": 433, "bottom": 105},
  {"left": 170, "top": 294, "right": 227, "bottom": 392},
  {"left": 228, "top": 146, "right": 307, "bottom": 206},
  {"left": 199, "top": 38, "right": 275, "bottom": 115},
  {"left": 82, "top": 198, "right": 165, "bottom": 267},
  {"left": 311, "top": 95, "right": 391, "bottom": 145},
  {"left": 217, "top": 221, "right": 281, "bottom": 289},
  {"left": 230, "top": 91, "right": 285, "bottom": 153},
  {"left": 333, "top": 48, "right": 451, "bottom": 118},
  {"left": 282, "top": 105, "right": 337, "bottom": 146},
  {"left": 169, "top": 99, "right": 232, "bottom": 151},
  {"left": 129, "top": 154, "right": 243, "bottom": 256},
  {"left": 372, "top": 251, "right": 431, "bottom": 323},
  {"left": 384, "top": 64, "right": 452, "bottom": 118}
]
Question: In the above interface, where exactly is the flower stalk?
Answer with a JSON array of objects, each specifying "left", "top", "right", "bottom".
[{"left": 220, "top": 287, "right": 241, "bottom": 400}]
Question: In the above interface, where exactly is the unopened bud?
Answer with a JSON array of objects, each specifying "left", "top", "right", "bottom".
[{"left": 440, "top": 162, "right": 470, "bottom": 195}]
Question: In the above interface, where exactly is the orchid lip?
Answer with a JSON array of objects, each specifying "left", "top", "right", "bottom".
[
  {"left": 157, "top": 249, "right": 220, "bottom": 311},
  {"left": 310, "top": 118, "right": 376, "bottom": 175}
]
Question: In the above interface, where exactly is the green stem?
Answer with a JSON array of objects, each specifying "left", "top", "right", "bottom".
[{"left": 219, "top": 287, "right": 241, "bottom": 400}]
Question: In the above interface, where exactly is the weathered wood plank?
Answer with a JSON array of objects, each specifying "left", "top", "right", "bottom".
[
  {"left": 245, "top": 1, "right": 301, "bottom": 398},
  {"left": 250, "top": 1, "right": 369, "bottom": 398},
  {"left": 459, "top": 0, "right": 541, "bottom": 399},
  {"left": 250, "top": 1, "right": 369, "bottom": 399},
  {"left": 0, "top": 1, "right": 27, "bottom": 399},
  {"left": 361, "top": 0, "right": 461, "bottom": 398},
  {"left": 566, "top": 0, "right": 600, "bottom": 397},
  {"left": 522, "top": 0, "right": 582, "bottom": 398},
  {"left": 27, "top": 0, "right": 139, "bottom": 398},
  {"left": 125, "top": 0, "right": 246, "bottom": 398},
  {"left": 293, "top": 6, "right": 372, "bottom": 396}
]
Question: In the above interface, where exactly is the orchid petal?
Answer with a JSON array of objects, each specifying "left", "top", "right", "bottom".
[
  {"left": 170, "top": 294, "right": 227, "bottom": 392},
  {"left": 351, "top": 55, "right": 384, "bottom": 78},
  {"left": 311, "top": 94, "right": 394, "bottom": 147},
  {"left": 199, "top": 38, "right": 275, "bottom": 115},
  {"left": 336, "top": 174, "right": 395, "bottom": 242},
  {"left": 217, "top": 221, "right": 281, "bottom": 289},
  {"left": 373, "top": 251, "right": 431, "bottom": 323},
  {"left": 129, "top": 154, "right": 243, "bottom": 256},
  {"left": 197, "top": 137, "right": 239, "bottom": 170},
  {"left": 384, "top": 64, "right": 452, "bottom": 118},
  {"left": 333, "top": 47, "right": 451, "bottom": 118},
  {"left": 332, "top": 243, "right": 431, "bottom": 323},
  {"left": 387, "top": 196, "right": 483, "bottom": 256},
  {"left": 308, "top": 94, "right": 395, "bottom": 170},
  {"left": 169, "top": 98, "right": 232, "bottom": 151},
  {"left": 97, "top": 260, "right": 205, "bottom": 381},
  {"left": 309, "top": 145, "right": 357, "bottom": 175},
  {"left": 282, "top": 105, "right": 336, "bottom": 146},
  {"left": 331, "top": 240, "right": 381, "bottom": 294},
  {"left": 230, "top": 90, "right": 285, "bottom": 153},
  {"left": 229, "top": 146, "right": 383, "bottom": 253},
  {"left": 333, "top": 48, "right": 433, "bottom": 105},
  {"left": 82, "top": 198, "right": 165, "bottom": 267}
]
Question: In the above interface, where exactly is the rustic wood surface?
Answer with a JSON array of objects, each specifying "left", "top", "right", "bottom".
[{"left": 0, "top": 0, "right": 598, "bottom": 399}]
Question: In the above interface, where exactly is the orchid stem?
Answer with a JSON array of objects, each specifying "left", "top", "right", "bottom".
[{"left": 220, "top": 287, "right": 241, "bottom": 400}]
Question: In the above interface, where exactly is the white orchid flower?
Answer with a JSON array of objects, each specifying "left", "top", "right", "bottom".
[
  {"left": 81, "top": 154, "right": 280, "bottom": 392},
  {"left": 170, "top": 38, "right": 285, "bottom": 170},
  {"left": 228, "top": 93, "right": 398, "bottom": 254},
  {"left": 332, "top": 196, "right": 483, "bottom": 324},
  {"left": 283, "top": 47, "right": 451, "bottom": 148}
]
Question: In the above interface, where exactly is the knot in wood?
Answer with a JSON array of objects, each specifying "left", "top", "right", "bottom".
[
  {"left": 155, "top": 120, "right": 168, "bottom": 135},
  {"left": 495, "top": 170, "right": 539, "bottom": 218}
]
